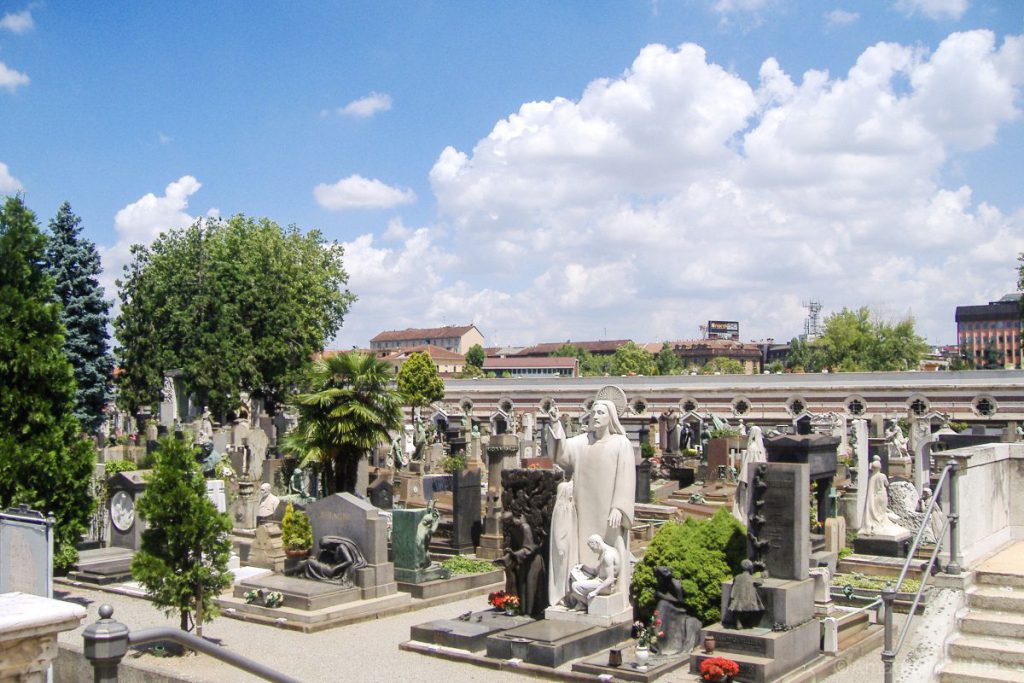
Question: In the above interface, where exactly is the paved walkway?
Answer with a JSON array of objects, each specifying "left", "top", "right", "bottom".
[
  {"left": 56, "top": 583, "right": 900, "bottom": 683},
  {"left": 977, "top": 540, "right": 1024, "bottom": 576}
]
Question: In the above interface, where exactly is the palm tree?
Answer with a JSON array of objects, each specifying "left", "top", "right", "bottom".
[{"left": 282, "top": 352, "right": 403, "bottom": 495}]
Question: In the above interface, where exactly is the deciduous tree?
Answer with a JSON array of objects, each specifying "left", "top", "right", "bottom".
[
  {"left": 465, "top": 343, "right": 485, "bottom": 369},
  {"left": 0, "top": 196, "right": 95, "bottom": 569},
  {"left": 655, "top": 343, "right": 682, "bottom": 375},
  {"left": 46, "top": 202, "right": 113, "bottom": 434},
  {"left": 610, "top": 341, "right": 657, "bottom": 376},
  {"left": 115, "top": 215, "right": 354, "bottom": 418}
]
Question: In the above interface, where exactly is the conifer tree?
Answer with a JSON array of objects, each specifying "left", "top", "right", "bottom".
[
  {"left": 131, "top": 436, "right": 233, "bottom": 635},
  {"left": 46, "top": 202, "right": 113, "bottom": 434},
  {"left": 0, "top": 196, "right": 95, "bottom": 569}
]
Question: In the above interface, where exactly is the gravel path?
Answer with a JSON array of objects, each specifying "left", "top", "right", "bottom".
[{"left": 56, "top": 586, "right": 527, "bottom": 683}]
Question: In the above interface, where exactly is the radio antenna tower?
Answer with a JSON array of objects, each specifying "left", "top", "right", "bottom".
[{"left": 803, "top": 300, "right": 823, "bottom": 341}]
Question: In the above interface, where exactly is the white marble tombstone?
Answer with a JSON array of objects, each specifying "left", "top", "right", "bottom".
[{"left": 852, "top": 418, "right": 869, "bottom": 531}]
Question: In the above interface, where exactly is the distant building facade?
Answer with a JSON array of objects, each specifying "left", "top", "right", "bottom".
[
  {"left": 670, "top": 339, "right": 764, "bottom": 374},
  {"left": 380, "top": 344, "right": 467, "bottom": 376},
  {"left": 516, "top": 339, "right": 631, "bottom": 358},
  {"left": 955, "top": 294, "right": 1022, "bottom": 369},
  {"left": 370, "top": 324, "right": 484, "bottom": 355},
  {"left": 482, "top": 356, "right": 579, "bottom": 377}
]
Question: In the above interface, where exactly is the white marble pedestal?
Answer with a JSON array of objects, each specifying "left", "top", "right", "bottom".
[
  {"left": 0, "top": 592, "right": 86, "bottom": 682},
  {"left": 544, "top": 592, "right": 632, "bottom": 628}
]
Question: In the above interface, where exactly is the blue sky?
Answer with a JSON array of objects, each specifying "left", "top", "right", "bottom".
[{"left": 2, "top": 1, "right": 1022, "bottom": 349}]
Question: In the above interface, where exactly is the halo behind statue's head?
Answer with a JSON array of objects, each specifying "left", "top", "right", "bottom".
[{"left": 594, "top": 385, "right": 627, "bottom": 418}]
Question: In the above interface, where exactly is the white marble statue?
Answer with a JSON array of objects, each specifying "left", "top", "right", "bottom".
[
  {"left": 860, "top": 458, "right": 908, "bottom": 537},
  {"left": 548, "top": 399, "right": 635, "bottom": 597},
  {"left": 885, "top": 422, "right": 910, "bottom": 460},
  {"left": 732, "top": 424, "right": 768, "bottom": 526},
  {"left": 196, "top": 407, "right": 214, "bottom": 445},
  {"left": 564, "top": 535, "right": 619, "bottom": 611},
  {"left": 548, "top": 480, "right": 578, "bottom": 604},
  {"left": 257, "top": 482, "right": 280, "bottom": 518}
]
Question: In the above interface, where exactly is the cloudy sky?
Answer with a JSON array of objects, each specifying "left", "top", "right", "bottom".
[{"left": 2, "top": 2, "right": 1022, "bottom": 349}]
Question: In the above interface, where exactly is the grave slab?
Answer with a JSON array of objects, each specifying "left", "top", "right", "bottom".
[
  {"left": 572, "top": 646, "right": 689, "bottom": 683},
  {"left": 234, "top": 574, "right": 360, "bottom": 611},
  {"left": 410, "top": 610, "right": 532, "bottom": 651},
  {"left": 853, "top": 531, "right": 912, "bottom": 558},
  {"left": 691, "top": 619, "right": 819, "bottom": 683},
  {"left": 486, "top": 618, "right": 632, "bottom": 668}
]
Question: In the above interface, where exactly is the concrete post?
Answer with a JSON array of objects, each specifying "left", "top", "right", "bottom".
[{"left": 945, "top": 459, "right": 963, "bottom": 575}]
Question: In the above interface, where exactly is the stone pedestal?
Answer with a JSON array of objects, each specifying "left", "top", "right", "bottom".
[
  {"left": 824, "top": 516, "right": 847, "bottom": 553},
  {"left": 545, "top": 592, "right": 633, "bottom": 628},
  {"left": 478, "top": 435, "right": 518, "bottom": 560},
  {"left": 248, "top": 523, "right": 286, "bottom": 573},
  {"left": 690, "top": 621, "right": 819, "bottom": 683},
  {"left": 888, "top": 457, "right": 912, "bottom": 480},
  {"left": 0, "top": 592, "right": 86, "bottom": 683}
]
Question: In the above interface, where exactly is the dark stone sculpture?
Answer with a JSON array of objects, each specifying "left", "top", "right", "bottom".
[
  {"left": 496, "top": 511, "right": 545, "bottom": 617},
  {"left": 652, "top": 566, "right": 703, "bottom": 654},
  {"left": 301, "top": 535, "right": 367, "bottom": 585},
  {"left": 726, "top": 559, "right": 765, "bottom": 629}
]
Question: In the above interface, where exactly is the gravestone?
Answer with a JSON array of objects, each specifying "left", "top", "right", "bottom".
[
  {"left": 850, "top": 419, "right": 869, "bottom": 531},
  {"left": 247, "top": 428, "right": 269, "bottom": 481},
  {"left": 635, "top": 459, "right": 652, "bottom": 504},
  {"left": 705, "top": 438, "right": 729, "bottom": 482},
  {"left": 211, "top": 428, "right": 230, "bottom": 459},
  {"left": 368, "top": 478, "right": 394, "bottom": 510},
  {"left": 748, "top": 462, "right": 810, "bottom": 580},
  {"left": 258, "top": 414, "right": 276, "bottom": 446},
  {"left": 206, "top": 479, "right": 227, "bottom": 513},
  {"left": 248, "top": 523, "right": 286, "bottom": 573},
  {"left": 107, "top": 470, "right": 149, "bottom": 551},
  {"left": 304, "top": 493, "right": 397, "bottom": 599},
  {"left": 158, "top": 372, "right": 179, "bottom": 428},
  {"left": 451, "top": 468, "right": 482, "bottom": 553},
  {"left": 0, "top": 505, "right": 53, "bottom": 598},
  {"left": 478, "top": 434, "right": 519, "bottom": 559},
  {"left": 392, "top": 508, "right": 447, "bottom": 583},
  {"left": 765, "top": 434, "right": 838, "bottom": 526}
]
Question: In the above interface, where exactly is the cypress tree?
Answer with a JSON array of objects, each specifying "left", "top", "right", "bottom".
[
  {"left": 131, "top": 436, "right": 233, "bottom": 635},
  {"left": 46, "top": 202, "right": 113, "bottom": 434},
  {"left": 0, "top": 196, "right": 95, "bottom": 569}
]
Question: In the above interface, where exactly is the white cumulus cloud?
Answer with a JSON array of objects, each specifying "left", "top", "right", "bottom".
[
  {"left": 337, "top": 92, "right": 392, "bottom": 118},
  {"left": 0, "top": 9, "right": 33, "bottom": 33},
  {"left": 99, "top": 176, "right": 203, "bottom": 304},
  {"left": 895, "top": 0, "right": 968, "bottom": 21},
  {"left": 0, "top": 62, "right": 29, "bottom": 91},
  {"left": 412, "top": 31, "right": 1024, "bottom": 346},
  {"left": 0, "top": 161, "right": 23, "bottom": 192},
  {"left": 314, "top": 175, "right": 415, "bottom": 210},
  {"left": 825, "top": 9, "right": 859, "bottom": 27}
]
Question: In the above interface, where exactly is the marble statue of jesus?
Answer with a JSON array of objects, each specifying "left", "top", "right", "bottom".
[{"left": 547, "top": 399, "right": 635, "bottom": 598}]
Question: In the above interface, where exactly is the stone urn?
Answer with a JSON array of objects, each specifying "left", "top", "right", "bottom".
[{"left": 634, "top": 646, "right": 650, "bottom": 671}]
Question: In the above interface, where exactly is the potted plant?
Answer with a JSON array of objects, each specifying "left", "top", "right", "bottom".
[
  {"left": 281, "top": 502, "right": 313, "bottom": 558},
  {"left": 633, "top": 612, "right": 662, "bottom": 671},
  {"left": 700, "top": 656, "right": 740, "bottom": 682}
]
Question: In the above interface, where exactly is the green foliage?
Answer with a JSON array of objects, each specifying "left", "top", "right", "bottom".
[
  {"left": 441, "top": 556, "right": 496, "bottom": 575},
  {"left": 630, "top": 509, "right": 746, "bottom": 624},
  {"left": 45, "top": 202, "right": 113, "bottom": 434},
  {"left": 700, "top": 357, "right": 746, "bottom": 375},
  {"left": 396, "top": 351, "right": 445, "bottom": 409},
  {"left": 114, "top": 215, "right": 355, "bottom": 418},
  {"left": 465, "top": 343, "right": 485, "bottom": 369},
  {"left": 282, "top": 352, "right": 403, "bottom": 494},
  {"left": 837, "top": 547, "right": 853, "bottom": 560},
  {"left": 709, "top": 427, "right": 741, "bottom": 439},
  {"left": 640, "top": 441, "right": 655, "bottom": 459},
  {"left": 455, "top": 364, "right": 485, "bottom": 379},
  {"left": 834, "top": 572, "right": 921, "bottom": 593},
  {"left": 784, "top": 336, "right": 823, "bottom": 373},
  {"left": 440, "top": 454, "right": 466, "bottom": 473},
  {"left": 551, "top": 343, "right": 609, "bottom": 376},
  {"left": 814, "top": 307, "right": 928, "bottom": 372},
  {"left": 0, "top": 196, "right": 95, "bottom": 571},
  {"left": 131, "top": 437, "right": 233, "bottom": 633},
  {"left": 281, "top": 503, "right": 313, "bottom": 551},
  {"left": 104, "top": 459, "right": 138, "bottom": 479},
  {"left": 765, "top": 360, "right": 785, "bottom": 374},
  {"left": 655, "top": 343, "right": 682, "bottom": 375},
  {"left": 947, "top": 421, "right": 969, "bottom": 433},
  {"left": 610, "top": 341, "right": 657, "bottom": 376}
]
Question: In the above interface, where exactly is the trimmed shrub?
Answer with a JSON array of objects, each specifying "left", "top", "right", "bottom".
[{"left": 630, "top": 508, "right": 746, "bottom": 624}]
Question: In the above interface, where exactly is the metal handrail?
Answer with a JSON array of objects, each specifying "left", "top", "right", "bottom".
[
  {"left": 83, "top": 604, "right": 300, "bottom": 683},
  {"left": 881, "top": 462, "right": 955, "bottom": 683},
  {"left": 129, "top": 628, "right": 301, "bottom": 683}
]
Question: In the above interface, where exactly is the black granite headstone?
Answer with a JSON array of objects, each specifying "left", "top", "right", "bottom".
[
  {"left": 750, "top": 463, "right": 809, "bottom": 581},
  {"left": 451, "top": 468, "right": 481, "bottom": 553},
  {"left": 635, "top": 460, "right": 651, "bottom": 504}
]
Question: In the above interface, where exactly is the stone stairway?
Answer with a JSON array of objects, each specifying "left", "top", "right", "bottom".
[{"left": 939, "top": 551, "right": 1024, "bottom": 682}]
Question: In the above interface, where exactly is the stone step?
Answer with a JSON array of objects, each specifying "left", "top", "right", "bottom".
[
  {"left": 961, "top": 609, "right": 1024, "bottom": 639},
  {"left": 948, "top": 635, "right": 1024, "bottom": 668},
  {"left": 977, "top": 571, "right": 1024, "bottom": 589},
  {"left": 940, "top": 661, "right": 1024, "bottom": 683},
  {"left": 968, "top": 585, "right": 1024, "bottom": 613}
]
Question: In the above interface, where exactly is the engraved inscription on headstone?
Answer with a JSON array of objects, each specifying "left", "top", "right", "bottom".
[{"left": 758, "top": 463, "right": 809, "bottom": 581}]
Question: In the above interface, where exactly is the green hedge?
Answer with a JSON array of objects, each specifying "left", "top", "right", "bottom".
[{"left": 630, "top": 508, "right": 746, "bottom": 624}]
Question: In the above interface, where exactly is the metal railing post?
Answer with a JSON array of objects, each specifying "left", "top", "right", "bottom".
[
  {"left": 945, "top": 459, "right": 963, "bottom": 575},
  {"left": 881, "top": 586, "right": 897, "bottom": 683},
  {"left": 82, "top": 605, "right": 129, "bottom": 683}
]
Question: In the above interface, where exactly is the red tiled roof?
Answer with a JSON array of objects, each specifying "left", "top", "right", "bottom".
[
  {"left": 516, "top": 340, "right": 632, "bottom": 356},
  {"left": 370, "top": 325, "right": 477, "bottom": 343},
  {"left": 483, "top": 357, "right": 578, "bottom": 369},
  {"left": 384, "top": 344, "right": 465, "bottom": 361}
]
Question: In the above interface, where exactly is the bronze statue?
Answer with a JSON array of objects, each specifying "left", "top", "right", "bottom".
[{"left": 301, "top": 535, "right": 367, "bottom": 585}]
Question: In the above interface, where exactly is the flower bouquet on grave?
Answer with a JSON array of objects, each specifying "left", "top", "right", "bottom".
[
  {"left": 633, "top": 611, "right": 664, "bottom": 649},
  {"left": 488, "top": 590, "right": 520, "bottom": 615},
  {"left": 700, "top": 656, "right": 740, "bottom": 682}
]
